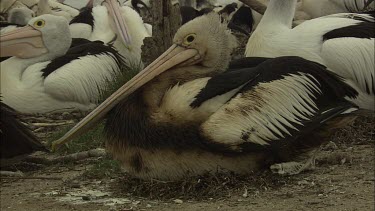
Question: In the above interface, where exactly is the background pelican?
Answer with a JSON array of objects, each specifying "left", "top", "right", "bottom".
[
  {"left": 231, "top": 0, "right": 375, "bottom": 32},
  {"left": 1, "top": 14, "right": 125, "bottom": 113},
  {"left": 69, "top": 0, "right": 151, "bottom": 67},
  {"left": 1, "top": 0, "right": 79, "bottom": 20},
  {"left": 6, "top": 7, "right": 34, "bottom": 25},
  {"left": 52, "top": 14, "right": 358, "bottom": 180},
  {"left": 0, "top": 7, "right": 34, "bottom": 37},
  {"left": 35, "top": 0, "right": 76, "bottom": 21},
  {"left": 245, "top": 0, "right": 374, "bottom": 110}
]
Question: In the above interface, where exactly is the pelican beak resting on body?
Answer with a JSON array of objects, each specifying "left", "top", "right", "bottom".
[
  {"left": 51, "top": 13, "right": 235, "bottom": 151},
  {"left": 51, "top": 38, "right": 206, "bottom": 151},
  {"left": 103, "top": 0, "right": 132, "bottom": 47},
  {"left": 0, "top": 22, "right": 48, "bottom": 58}
]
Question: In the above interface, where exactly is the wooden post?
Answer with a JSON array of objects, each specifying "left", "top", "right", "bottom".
[{"left": 141, "top": 0, "right": 181, "bottom": 65}]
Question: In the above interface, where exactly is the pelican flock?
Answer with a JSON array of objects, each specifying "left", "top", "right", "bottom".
[{"left": 0, "top": 0, "right": 374, "bottom": 182}]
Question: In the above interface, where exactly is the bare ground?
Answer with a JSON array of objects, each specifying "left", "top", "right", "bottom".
[{"left": 1, "top": 113, "right": 374, "bottom": 211}]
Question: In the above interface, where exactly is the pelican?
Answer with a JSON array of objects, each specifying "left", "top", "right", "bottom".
[
  {"left": 0, "top": 7, "right": 34, "bottom": 39},
  {"left": 300, "top": 0, "right": 374, "bottom": 19},
  {"left": 1, "top": 0, "right": 79, "bottom": 19},
  {"left": 69, "top": 0, "right": 151, "bottom": 67},
  {"left": 245, "top": 0, "right": 374, "bottom": 110},
  {"left": 237, "top": 0, "right": 374, "bottom": 31},
  {"left": 0, "top": 8, "right": 35, "bottom": 62},
  {"left": 1, "top": 101, "right": 47, "bottom": 159},
  {"left": 0, "top": 14, "right": 125, "bottom": 113},
  {"left": 1, "top": 0, "right": 30, "bottom": 16},
  {"left": 36, "top": 0, "right": 75, "bottom": 21},
  {"left": 179, "top": 2, "right": 252, "bottom": 35},
  {"left": 7, "top": 7, "right": 34, "bottom": 25},
  {"left": 123, "top": 0, "right": 150, "bottom": 17},
  {"left": 52, "top": 14, "right": 358, "bottom": 180}
]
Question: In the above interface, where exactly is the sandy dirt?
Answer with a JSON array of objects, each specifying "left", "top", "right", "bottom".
[{"left": 1, "top": 114, "right": 374, "bottom": 211}]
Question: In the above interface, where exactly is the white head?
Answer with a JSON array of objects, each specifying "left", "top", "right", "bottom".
[
  {"left": 1, "top": 14, "right": 72, "bottom": 60},
  {"left": 51, "top": 13, "right": 238, "bottom": 150},
  {"left": 173, "top": 13, "right": 238, "bottom": 70}
]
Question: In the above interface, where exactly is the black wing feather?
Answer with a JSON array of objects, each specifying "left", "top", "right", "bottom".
[
  {"left": 69, "top": 6, "right": 94, "bottom": 28},
  {"left": 41, "top": 39, "right": 126, "bottom": 78},
  {"left": 191, "top": 57, "right": 270, "bottom": 107},
  {"left": 323, "top": 14, "right": 375, "bottom": 41},
  {"left": 229, "top": 6, "right": 254, "bottom": 33},
  {"left": 0, "top": 102, "right": 47, "bottom": 159},
  {"left": 192, "top": 56, "right": 357, "bottom": 108},
  {"left": 200, "top": 57, "right": 358, "bottom": 158},
  {"left": 228, "top": 57, "right": 270, "bottom": 70}
]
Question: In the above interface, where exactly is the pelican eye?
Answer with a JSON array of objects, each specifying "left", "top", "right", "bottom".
[
  {"left": 183, "top": 34, "right": 196, "bottom": 45},
  {"left": 33, "top": 20, "right": 45, "bottom": 28}
]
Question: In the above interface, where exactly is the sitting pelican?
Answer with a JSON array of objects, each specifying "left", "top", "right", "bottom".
[
  {"left": 1, "top": 0, "right": 79, "bottom": 20},
  {"left": 69, "top": 0, "right": 151, "bottom": 67},
  {"left": 0, "top": 7, "right": 34, "bottom": 42},
  {"left": 0, "top": 14, "right": 125, "bottom": 113},
  {"left": 245, "top": 0, "right": 374, "bottom": 110},
  {"left": 7, "top": 7, "right": 34, "bottom": 26},
  {"left": 36, "top": 0, "right": 76, "bottom": 21},
  {"left": 1, "top": 101, "right": 47, "bottom": 159},
  {"left": 299, "top": 0, "right": 374, "bottom": 19},
  {"left": 238, "top": 0, "right": 374, "bottom": 32},
  {"left": 52, "top": 14, "right": 358, "bottom": 180}
]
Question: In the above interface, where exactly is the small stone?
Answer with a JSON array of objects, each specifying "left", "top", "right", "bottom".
[
  {"left": 82, "top": 196, "right": 91, "bottom": 201},
  {"left": 173, "top": 199, "right": 183, "bottom": 204},
  {"left": 146, "top": 204, "right": 152, "bottom": 208},
  {"left": 298, "top": 180, "right": 309, "bottom": 185},
  {"left": 242, "top": 189, "right": 248, "bottom": 198},
  {"left": 62, "top": 112, "right": 71, "bottom": 119},
  {"left": 70, "top": 182, "right": 80, "bottom": 188},
  {"left": 132, "top": 200, "right": 141, "bottom": 205},
  {"left": 340, "top": 158, "right": 347, "bottom": 164},
  {"left": 322, "top": 141, "right": 338, "bottom": 151}
]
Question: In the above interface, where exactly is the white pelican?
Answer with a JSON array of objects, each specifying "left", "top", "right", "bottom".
[
  {"left": 52, "top": 14, "right": 359, "bottom": 180},
  {"left": 245, "top": 0, "right": 374, "bottom": 110},
  {"left": 35, "top": 0, "right": 75, "bottom": 21},
  {"left": 7, "top": 7, "right": 34, "bottom": 25},
  {"left": 238, "top": 0, "right": 375, "bottom": 31},
  {"left": 1, "top": 0, "right": 79, "bottom": 19},
  {"left": 0, "top": 7, "right": 34, "bottom": 37},
  {"left": 0, "top": 14, "right": 126, "bottom": 113},
  {"left": 1, "top": 0, "right": 31, "bottom": 16},
  {"left": 0, "top": 8, "right": 35, "bottom": 62},
  {"left": 300, "top": 0, "right": 374, "bottom": 19},
  {"left": 123, "top": 0, "right": 150, "bottom": 17},
  {"left": 179, "top": 2, "right": 252, "bottom": 35},
  {"left": 69, "top": 0, "right": 151, "bottom": 67},
  {"left": 1, "top": 101, "right": 47, "bottom": 159}
]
